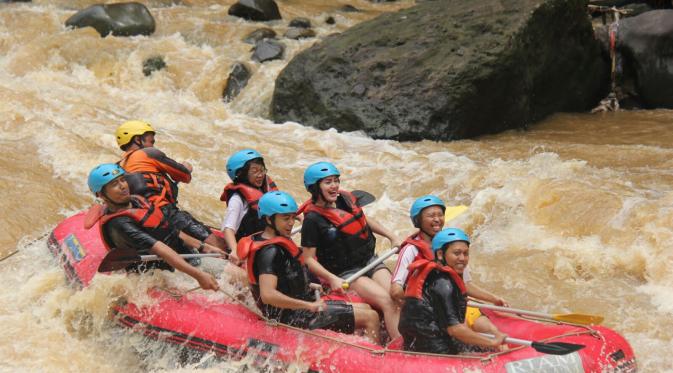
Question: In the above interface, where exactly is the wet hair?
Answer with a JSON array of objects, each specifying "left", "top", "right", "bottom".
[{"left": 235, "top": 158, "right": 266, "bottom": 185}]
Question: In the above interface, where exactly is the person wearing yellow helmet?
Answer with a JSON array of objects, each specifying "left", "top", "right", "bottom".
[{"left": 115, "top": 120, "right": 230, "bottom": 258}]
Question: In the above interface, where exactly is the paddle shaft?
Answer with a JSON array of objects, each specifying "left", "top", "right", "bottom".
[
  {"left": 478, "top": 333, "right": 531, "bottom": 347},
  {"left": 138, "top": 253, "right": 222, "bottom": 262},
  {"left": 342, "top": 246, "right": 400, "bottom": 289},
  {"left": 469, "top": 301, "right": 558, "bottom": 319}
]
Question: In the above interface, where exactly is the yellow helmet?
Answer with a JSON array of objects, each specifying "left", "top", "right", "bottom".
[{"left": 115, "top": 120, "right": 155, "bottom": 149}]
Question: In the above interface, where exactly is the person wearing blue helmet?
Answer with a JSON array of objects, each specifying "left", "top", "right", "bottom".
[
  {"left": 220, "top": 149, "right": 279, "bottom": 257},
  {"left": 398, "top": 228, "right": 507, "bottom": 355},
  {"left": 86, "top": 163, "right": 220, "bottom": 291},
  {"left": 390, "top": 195, "right": 448, "bottom": 304},
  {"left": 299, "top": 161, "right": 402, "bottom": 340},
  {"left": 237, "top": 191, "right": 380, "bottom": 342},
  {"left": 391, "top": 196, "right": 507, "bottom": 328}
]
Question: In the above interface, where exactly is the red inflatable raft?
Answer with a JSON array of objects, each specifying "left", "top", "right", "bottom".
[{"left": 48, "top": 211, "right": 637, "bottom": 372}]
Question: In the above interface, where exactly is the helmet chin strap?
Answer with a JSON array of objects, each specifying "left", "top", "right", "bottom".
[{"left": 267, "top": 216, "right": 283, "bottom": 237}]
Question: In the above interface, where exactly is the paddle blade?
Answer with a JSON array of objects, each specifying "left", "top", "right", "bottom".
[
  {"left": 530, "top": 341, "right": 585, "bottom": 356},
  {"left": 552, "top": 313, "right": 604, "bottom": 325},
  {"left": 445, "top": 205, "right": 468, "bottom": 222},
  {"left": 98, "top": 247, "right": 140, "bottom": 272},
  {"left": 351, "top": 190, "right": 376, "bottom": 207}
]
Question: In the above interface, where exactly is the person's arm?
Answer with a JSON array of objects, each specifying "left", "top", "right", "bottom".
[
  {"left": 178, "top": 231, "right": 227, "bottom": 256},
  {"left": 389, "top": 245, "right": 418, "bottom": 305},
  {"left": 144, "top": 147, "right": 192, "bottom": 183},
  {"left": 221, "top": 195, "right": 247, "bottom": 256},
  {"left": 259, "top": 273, "right": 323, "bottom": 312},
  {"left": 300, "top": 215, "right": 343, "bottom": 292},
  {"left": 150, "top": 241, "right": 219, "bottom": 290},
  {"left": 446, "top": 323, "right": 506, "bottom": 348},
  {"left": 302, "top": 247, "right": 344, "bottom": 293},
  {"left": 432, "top": 276, "right": 505, "bottom": 348},
  {"left": 466, "top": 282, "right": 509, "bottom": 307},
  {"left": 367, "top": 217, "right": 402, "bottom": 249}
]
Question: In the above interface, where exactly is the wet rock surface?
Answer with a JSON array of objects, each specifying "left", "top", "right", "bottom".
[
  {"left": 223, "top": 62, "right": 252, "bottom": 102},
  {"left": 228, "top": 0, "right": 281, "bottom": 21},
  {"left": 252, "top": 39, "right": 284, "bottom": 62},
  {"left": 65, "top": 2, "right": 155, "bottom": 37},
  {"left": 243, "top": 27, "right": 277, "bottom": 44},
  {"left": 615, "top": 10, "right": 673, "bottom": 108},
  {"left": 272, "top": 0, "right": 608, "bottom": 141},
  {"left": 142, "top": 56, "right": 166, "bottom": 76}
]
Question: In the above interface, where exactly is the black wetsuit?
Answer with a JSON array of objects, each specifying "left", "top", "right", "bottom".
[
  {"left": 300, "top": 196, "right": 377, "bottom": 278},
  {"left": 101, "top": 200, "right": 192, "bottom": 271},
  {"left": 398, "top": 269, "right": 467, "bottom": 354},
  {"left": 250, "top": 235, "right": 355, "bottom": 333}
]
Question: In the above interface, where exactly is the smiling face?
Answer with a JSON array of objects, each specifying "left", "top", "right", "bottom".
[
  {"left": 419, "top": 205, "right": 445, "bottom": 236},
  {"left": 269, "top": 213, "right": 296, "bottom": 237},
  {"left": 100, "top": 176, "right": 131, "bottom": 205},
  {"left": 438, "top": 241, "right": 469, "bottom": 274},
  {"left": 318, "top": 175, "right": 340, "bottom": 203},
  {"left": 245, "top": 160, "right": 266, "bottom": 188}
]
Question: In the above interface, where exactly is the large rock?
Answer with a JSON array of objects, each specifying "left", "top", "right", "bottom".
[
  {"left": 222, "top": 62, "right": 252, "bottom": 102},
  {"left": 615, "top": 10, "right": 673, "bottom": 108},
  {"left": 271, "top": 0, "right": 609, "bottom": 141},
  {"left": 243, "top": 27, "right": 276, "bottom": 44},
  {"left": 228, "top": 0, "right": 281, "bottom": 21},
  {"left": 65, "top": 2, "right": 155, "bottom": 37}
]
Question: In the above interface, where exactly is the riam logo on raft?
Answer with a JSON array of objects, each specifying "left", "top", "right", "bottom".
[
  {"left": 64, "top": 234, "right": 87, "bottom": 262},
  {"left": 505, "top": 352, "right": 584, "bottom": 373}
]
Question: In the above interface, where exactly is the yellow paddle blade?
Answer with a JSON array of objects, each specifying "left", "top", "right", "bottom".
[
  {"left": 552, "top": 313, "right": 604, "bottom": 325},
  {"left": 445, "top": 205, "right": 468, "bottom": 222}
]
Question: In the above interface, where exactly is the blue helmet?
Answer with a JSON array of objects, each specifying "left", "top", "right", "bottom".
[
  {"left": 88, "top": 163, "right": 126, "bottom": 194},
  {"left": 226, "top": 149, "right": 263, "bottom": 181},
  {"left": 431, "top": 228, "right": 470, "bottom": 253},
  {"left": 410, "top": 195, "right": 446, "bottom": 227},
  {"left": 258, "top": 191, "right": 298, "bottom": 219},
  {"left": 303, "top": 161, "right": 340, "bottom": 190}
]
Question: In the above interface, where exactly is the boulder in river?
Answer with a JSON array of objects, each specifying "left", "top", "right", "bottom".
[
  {"left": 243, "top": 27, "right": 277, "bottom": 44},
  {"left": 271, "top": 0, "right": 609, "bottom": 141},
  {"left": 284, "top": 27, "right": 316, "bottom": 40},
  {"left": 223, "top": 62, "right": 252, "bottom": 102},
  {"left": 289, "top": 17, "right": 311, "bottom": 28},
  {"left": 615, "top": 10, "right": 673, "bottom": 108},
  {"left": 142, "top": 56, "right": 166, "bottom": 76},
  {"left": 228, "top": 0, "right": 281, "bottom": 22},
  {"left": 65, "top": 2, "right": 155, "bottom": 37},
  {"left": 252, "top": 39, "right": 284, "bottom": 62}
]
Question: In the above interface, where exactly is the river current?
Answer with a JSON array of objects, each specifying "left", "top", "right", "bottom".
[{"left": 1, "top": 1, "right": 672, "bottom": 371}]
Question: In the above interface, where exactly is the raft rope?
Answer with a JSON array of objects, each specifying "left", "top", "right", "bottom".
[{"left": 1, "top": 230, "right": 51, "bottom": 262}]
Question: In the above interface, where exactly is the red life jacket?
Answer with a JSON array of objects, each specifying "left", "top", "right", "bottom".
[
  {"left": 237, "top": 233, "right": 303, "bottom": 285},
  {"left": 401, "top": 231, "right": 434, "bottom": 261},
  {"left": 86, "top": 196, "right": 167, "bottom": 252},
  {"left": 297, "top": 190, "right": 370, "bottom": 240},
  {"left": 219, "top": 176, "right": 278, "bottom": 208},
  {"left": 405, "top": 258, "right": 467, "bottom": 300}
]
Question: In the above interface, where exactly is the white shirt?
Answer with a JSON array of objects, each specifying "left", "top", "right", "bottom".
[
  {"left": 221, "top": 194, "right": 249, "bottom": 232},
  {"left": 391, "top": 243, "right": 472, "bottom": 286}
]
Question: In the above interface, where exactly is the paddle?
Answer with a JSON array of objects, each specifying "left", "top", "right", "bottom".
[
  {"left": 468, "top": 301, "right": 604, "bottom": 325},
  {"left": 479, "top": 333, "right": 584, "bottom": 355},
  {"left": 98, "top": 247, "right": 223, "bottom": 272},
  {"left": 445, "top": 205, "right": 468, "bottom": 222},
  {"left": 342, "top": 246, "right": 399, "bottom": 290}
]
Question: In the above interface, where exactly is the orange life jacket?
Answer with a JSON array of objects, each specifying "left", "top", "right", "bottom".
[
  {"left": 85, "top": 196, "right": 167, "bottom": 252},
  {"left": 401, "top": 231, "right": 434, "bottom": 261},
  {"left": 298, "top": 190, "right": 370, "bottom": 240},
  {"left": 405, "top": 258, "right": 467, "bottom": 300},
  {"left": 119, "top": 149, "right": 182, "bottom": 207},
  {"left": 219, "top": 176, "right": 278, "bottom": 207},
  {"left": 237, "top": 233, "right": 303, "bottom": 285}
]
